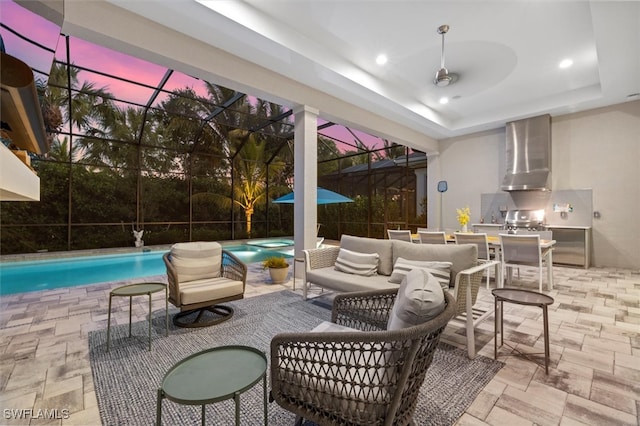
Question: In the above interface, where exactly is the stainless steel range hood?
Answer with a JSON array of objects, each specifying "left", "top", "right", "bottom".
[{"left": 501, "top": 114, "right": 551, "bottom": 191}]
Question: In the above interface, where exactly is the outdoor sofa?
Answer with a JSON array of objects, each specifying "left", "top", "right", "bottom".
[{"left": 303, "top": 234, "right": 499, "bottom": 357}]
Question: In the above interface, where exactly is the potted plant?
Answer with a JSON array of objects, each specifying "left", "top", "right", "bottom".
[{"left": 262, "top": 256, "right": 290, "bottom": 284}]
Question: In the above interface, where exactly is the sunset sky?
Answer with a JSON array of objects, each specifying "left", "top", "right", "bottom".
[{"left": 1, "top": 0, "right": 398, "bottom": 153}]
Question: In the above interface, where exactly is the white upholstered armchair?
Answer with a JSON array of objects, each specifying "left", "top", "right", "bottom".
[{"left": 163, "top": 241, "right": 247, "bottom": 328}]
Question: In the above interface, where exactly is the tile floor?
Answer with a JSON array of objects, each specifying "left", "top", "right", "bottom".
[{"left": 0, "top": 261, "right": 638, "bottom": 425}]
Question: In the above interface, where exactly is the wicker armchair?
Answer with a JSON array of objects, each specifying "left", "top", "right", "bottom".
[
  {"left": 163, "top": 242, "right": 247, "bottom": 328},
  {"left": 270, "top": 289, "right": 456, "bottom": 426}
]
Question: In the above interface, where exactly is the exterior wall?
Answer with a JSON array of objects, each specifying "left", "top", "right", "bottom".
[{"left": 429, "top": 100, "right": 640, "bottom": 269}]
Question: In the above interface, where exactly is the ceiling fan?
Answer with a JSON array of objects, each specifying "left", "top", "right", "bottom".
[{"left": 434, "top": 24, "right": 458, "bottom": 87}]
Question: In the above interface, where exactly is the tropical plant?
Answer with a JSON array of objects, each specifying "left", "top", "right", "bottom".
[{"left": 262, "top": 256, "right": 289, "bottom": 269}]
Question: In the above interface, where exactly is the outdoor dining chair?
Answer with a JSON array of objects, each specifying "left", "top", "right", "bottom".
[
  {"left": 417, "top": 231, "right": 447, "bottom": 244},
  {"left": 454, "top": 232, "right": 499, "bottom": 288},
  {"left": 499, "top": 234, "right": 552, "bottom": 292},
  {"left": 387, "top": 229, "right": 413, "bottom": 242}
]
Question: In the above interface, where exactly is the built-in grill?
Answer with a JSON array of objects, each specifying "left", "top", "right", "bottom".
[{"left": 504, "top": 209, "right": 547, "bottom": 232}]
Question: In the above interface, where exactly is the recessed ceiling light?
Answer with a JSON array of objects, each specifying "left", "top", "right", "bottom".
[
  {"left": 375, "top": 54, "right": 388, "bottom": 66},
  {"left": 559, "top": 59, "right": 573, "bottom": 69},
  {"left": 439, "top": 97, "right": 449, "bottom": 104}
]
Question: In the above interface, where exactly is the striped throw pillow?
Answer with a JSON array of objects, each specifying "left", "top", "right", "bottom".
[
  {"left": 388, "top": 257, "right": 452, "bottom": 289},
  {"left": 334, "top": 248, "right": 379, "bottom": 276}
]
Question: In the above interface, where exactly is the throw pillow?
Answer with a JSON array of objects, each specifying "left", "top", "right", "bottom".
[
  {"left": 388, "top": 257, "right": 452, "bottom": 290},
  {"left": 334, "top": 248, "right": 379, "bottom": 276},
  {"left": 387, "top": 269, "right": 446, "bottom": 330},
  {"left": 340, "top": 235, "right": 394, "bottom": 275}
]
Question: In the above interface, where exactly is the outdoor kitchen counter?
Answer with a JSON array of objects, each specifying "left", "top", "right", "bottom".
[{"left": 544, "top": 226, "right": 592, "bottom": 268}]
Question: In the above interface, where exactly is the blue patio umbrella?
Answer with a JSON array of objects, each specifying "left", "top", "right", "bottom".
[{"left": 272, "top": 187, "right": 353, "bottom": 205}]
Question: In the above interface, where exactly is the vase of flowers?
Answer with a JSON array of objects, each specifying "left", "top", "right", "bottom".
[{"left": 456, "top": 206, "right": 471, "bottom": 232}]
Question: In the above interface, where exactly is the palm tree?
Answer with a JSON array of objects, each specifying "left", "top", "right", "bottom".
[
  {"left": 226, "top": 130, "right": 286, "bottom": 236},
  {"left": 47, "top": 62, "right": 115, "bottom": 136},
  {"left": 46, "top": 137, "right": 74, "bottom": 162}
]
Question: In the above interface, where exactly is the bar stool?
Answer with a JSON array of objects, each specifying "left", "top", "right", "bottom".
[{"left": 492, "top": 288, "right": 554, "bottom": 374}]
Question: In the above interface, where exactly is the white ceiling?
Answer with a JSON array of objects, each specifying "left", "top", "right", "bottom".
[{"left": 109, "top": 1, "right": 639, "bottom": 140}]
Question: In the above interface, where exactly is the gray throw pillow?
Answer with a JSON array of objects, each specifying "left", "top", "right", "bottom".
[
  {"left": 387, "top": 269, "right": 446, "bottom": 330},
  {"left": 334, "top": 248, "right": 379, "bottom": 276},
  {"left": 388, "top": 257, "right": 452, "bottom": 290}
]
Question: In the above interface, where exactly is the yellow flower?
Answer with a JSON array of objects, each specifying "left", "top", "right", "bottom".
[{"left": 456, "top": 206, "right": 471, "bottom": 226}]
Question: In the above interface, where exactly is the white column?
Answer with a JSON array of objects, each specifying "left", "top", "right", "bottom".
[
  {"left": 293, "top": 105, "right": 319, "bottom": 271},
  {"left": 427, "top": 153, "right": 442, "bottom": 230},
  {"left": 414, "top": 168, "right": 427, "bottom": 218}
]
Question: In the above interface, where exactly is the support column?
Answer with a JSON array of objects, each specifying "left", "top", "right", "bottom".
[
  {"left": 415, "top": 168, "right": 427, "bottom": 220},
  {"left": 293, "top": 105, "right": 319, "bottom": 275},
  {"left": 426, "top": 153, "right": 442, "bottom": 230}
]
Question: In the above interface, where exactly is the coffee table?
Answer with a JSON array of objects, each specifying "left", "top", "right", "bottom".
[
  {"left": 492, "top": 288, "right": 554, "bottom": 374},
  {"left": 156, "top": 345, "right": 268, "bottom": 425},
  {"left": 106, "top": 282, "right": 168, "bottom": 352}
]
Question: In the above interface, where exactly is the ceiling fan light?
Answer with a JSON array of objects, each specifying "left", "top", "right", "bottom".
[{"left": 434, "top": 68, "right": 452, "bottom": 87}]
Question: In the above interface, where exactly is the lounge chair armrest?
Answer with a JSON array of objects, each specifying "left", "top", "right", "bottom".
[
  {"left": 162, "top": 252, "right": 180, "bottom": 305},
  {"left": 303, "top": 246, "right": 340, "bottom": 271},
  {"left": 451, "top": 260, "right": 492, "bottom": 316},
  {"left": 332, "top": 288, "right": 398, "bottom": 331},
  {"left": 458, "top": 259, "right": 500, "bottom": 276},
  {"left": 270, "top": 329, "right": 401, "bottom": 412},
  {"left": 221, "top": 250, "right": 247, "bottom": 284}
]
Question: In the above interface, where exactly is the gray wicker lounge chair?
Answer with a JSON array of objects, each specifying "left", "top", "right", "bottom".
[
  {"left": 270, "top": 288, "right": 456, "bottom": 426},
  {"left": 163, "top": 242, "right": 247, "bottom": 328}
]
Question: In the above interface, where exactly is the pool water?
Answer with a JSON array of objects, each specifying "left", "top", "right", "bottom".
[
  {"left": 0, "top": 244, "right": 292, "bottom": 295},
  {"left": 245, "top": 239, "right": 294, "bottom": 248}
]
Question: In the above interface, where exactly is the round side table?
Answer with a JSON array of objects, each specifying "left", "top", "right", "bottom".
[
  {"left": 492, "top": 288, "right": 554, "bottom": 374},
  {"left": 107, "top": 282, "right": 168, "bottom": 352},
  {"left": 156, "top": 345, "right": 268, "bottom": 425}
]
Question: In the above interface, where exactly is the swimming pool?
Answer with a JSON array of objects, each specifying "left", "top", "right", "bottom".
[{"left": 0, "top": 244, "right": 293, "bottom": 295}]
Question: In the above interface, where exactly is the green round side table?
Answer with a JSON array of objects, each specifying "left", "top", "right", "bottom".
[
  {"left": 106, "top": 282, "right": 168, "bottom": 352},
  {"left": 156, "top": 345, "right": 268, "bottom": 425}
]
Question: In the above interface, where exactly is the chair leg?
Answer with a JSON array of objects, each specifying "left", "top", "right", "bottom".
[
  {"left": 466, "top": 310, "right": 476, "bottom": 359},
  {"left": 466, "top": 283, "right": 476, "bottom": 359},
  {"left": 486, "top": 267, "right": 491, "bottom": 289},
  {"left": 539, "top": 266, "right": 543, "bottom": 293},
  {"left": 173, "top": 305, "right": 234, "bottom": 328}
]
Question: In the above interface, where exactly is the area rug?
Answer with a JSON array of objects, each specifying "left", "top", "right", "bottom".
[{"left": 89, "top": 290, "right": 503, "bottom": 425}]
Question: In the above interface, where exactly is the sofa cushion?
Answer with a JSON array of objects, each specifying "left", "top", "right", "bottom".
[
  {"left": 306, "top": 267, "right": 398, "bottom": 293},
  {"left": 388, "top": 257, "right": 452, "bottom": 290},
  {"left": 179, "top": 277, "right": 243, "bottom": 305},
  {"left": 340, "top": 235, "right": 394, "bottom": 276},
  {"left": 387, "top": 269, "right": 446, "bottom": 330},
  {"left": 391, "top": 241, "right": 477, "bottom": 286},
  {"left": 170, "top": 241, "right": 222, "bottom": 282}
]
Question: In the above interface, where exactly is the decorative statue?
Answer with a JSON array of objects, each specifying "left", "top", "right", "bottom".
[{"left": 133, "top": 229, "right": 144, "bottom": 247}]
